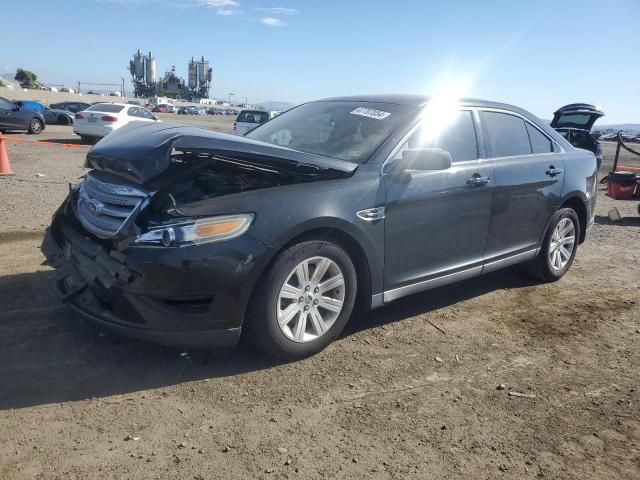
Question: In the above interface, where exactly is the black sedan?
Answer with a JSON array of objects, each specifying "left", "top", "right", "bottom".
[
  {"left": 44, "top": 106, "right": 74, "bottom": 125},
  {"left": 0, "top": 96, "right": 45, "bottom": 134},
  {"left": 42, "top": 95, "right": 597, "bottom": 359}
]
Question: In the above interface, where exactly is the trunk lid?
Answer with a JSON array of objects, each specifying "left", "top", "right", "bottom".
[
  {"left": 551, "top": 103, "right": 604, "bottom": 132},
  {"left": 86, "top": 121, "right": 358, "bottom": 184}
]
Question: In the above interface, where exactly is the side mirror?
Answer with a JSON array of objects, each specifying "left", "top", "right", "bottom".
[
  {"left": 386, "top": 148, "right": 452, "bottom": 174},
  {"left": 13, "top": 104, "right": 22, "bottom": 112}
]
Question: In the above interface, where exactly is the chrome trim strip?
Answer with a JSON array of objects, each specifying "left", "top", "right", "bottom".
[
  {"left": 383, "top": 265, "right": 483, "bottom": 303},
  {"left": 481, "top": 248, "right": 539, "bottom": 274},
  {"left": 381, "top": 248, "right": 541, "bottom": 305}
]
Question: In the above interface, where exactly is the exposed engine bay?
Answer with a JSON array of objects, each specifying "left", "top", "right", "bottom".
[
  {"left": 158, "top": 153, "right": 289, "bottom": 204},
  {"left": 144, "top": 152, "right": 329, "bottom": 218}
]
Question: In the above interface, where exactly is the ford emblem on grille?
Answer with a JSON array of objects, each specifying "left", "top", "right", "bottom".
[
  {"left": 76, "top": 171, "right": 149, "bottom": 238},
  {"left": 88, "top": 199, "right": 104, "bottom": 216}
]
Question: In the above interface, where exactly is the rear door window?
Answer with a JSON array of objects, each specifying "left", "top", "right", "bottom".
[
  {"left": 128, "top": 106, "right": 155, "bottom": 119},
  {"left": 0, "top": 98, "right": 13, "bottom": 110},
  {"left": 86, "top": 104, "right": 125, "bottom": 113},
  {"left": 526, "top": 123, "right": 553, "bottom": 153},
  {"left": 482, "top": 111, "right": 532, "bottom": 158},
  {"left": 393, "top": 110, "right": 478, "bottom": 163}
]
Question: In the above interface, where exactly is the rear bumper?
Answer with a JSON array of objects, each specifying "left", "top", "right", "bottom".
[
  {"left": 73, "top": 124, "right": 115, "bottom": 138},
  {"left": 41, "top": 204, "right": 272, "bottom": 348}
]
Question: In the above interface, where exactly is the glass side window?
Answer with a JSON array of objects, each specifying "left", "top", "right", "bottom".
[
  {"left": 526, "top": 123, "right": 553, "bottom": 153},
  {"left": 128, "top": 107, "right": 155, "bottom": 119},
  {"left": 0, "top": 98, "right": 14, "bottom": 110},
  {"left": 482, "top": 111, "right": 532, "bottom": 158},
  {"left": 393, "top": 110, "right": 478, "bottom": 163}
]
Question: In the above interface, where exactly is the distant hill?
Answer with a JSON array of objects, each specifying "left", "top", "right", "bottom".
[
  {"left": 595, "top": 124, "right": 640, "bottom": 133},
  {"left": 256, "top": 101, "right": 296, "bottom": 112}
]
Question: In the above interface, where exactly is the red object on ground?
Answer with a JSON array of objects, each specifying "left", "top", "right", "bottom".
[
  {"left": 607, "top": 171, "right": 637, "bottom": 199},
  {"left": 0, "top": 133, "right": 14, "bottom": 176}
]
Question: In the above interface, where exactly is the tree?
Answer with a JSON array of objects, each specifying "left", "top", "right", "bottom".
[{"left": 15, "top": 68, "right": 38, "bottom": 89}]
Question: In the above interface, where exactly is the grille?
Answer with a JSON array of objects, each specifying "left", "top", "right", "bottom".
[{"left": 76, "top": 171, "right": 148, "bottom": 238}]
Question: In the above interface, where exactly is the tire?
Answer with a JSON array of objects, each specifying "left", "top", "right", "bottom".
[
  {"left": 28, "top": 118, "right": 43, "bottom": 135},
  {"left": 57, "top": 116, "right": 70, "bottom": 126},
  {"left": 245, "top": 240, "right": 358, "bottom": 360},
  {"left": 523, "top": 208, "right": 580, "bottom": 282}
]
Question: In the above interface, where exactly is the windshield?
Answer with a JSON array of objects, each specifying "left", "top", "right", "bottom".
[
  {"left": 556, "top": 114, "right": 592, "bottom": 127},
  {"left": 237, "top": 110, "right": 269, "bottom": 123},
  {"left": 246, "top": 101, "right": 414, "bottom": 163}
]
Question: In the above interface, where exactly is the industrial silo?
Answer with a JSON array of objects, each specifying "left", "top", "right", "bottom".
[
  {"left": 134, "top": 49, "right": 145, "bottom": 80},
  {"left": 145, "top": 51, "right": 156, "bottom": 84},
  {"left": 197, "top": 56, "right": 208, "bottom": 87},
  {"left": 188, "top": 58, "right": 197, "bottom": 89}
]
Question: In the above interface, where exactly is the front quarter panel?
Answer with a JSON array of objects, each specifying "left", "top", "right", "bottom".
[{"left": 173, "top": 165, "right": 386, "bottom": 297}]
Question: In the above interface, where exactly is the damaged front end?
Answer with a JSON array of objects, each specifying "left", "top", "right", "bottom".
[{"left": 42, "top": 121, "right": 357, "bottom": 347}]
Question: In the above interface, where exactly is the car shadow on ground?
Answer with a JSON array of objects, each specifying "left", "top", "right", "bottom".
[
  {"left": 0, "top": 267, "right": 539, "bottom": 410},
  {"left": 594, "top": 214, "right": 640, "bottom": 227},
  {"left": 41, "top": 138, "right": 86, "bottom": 146}
]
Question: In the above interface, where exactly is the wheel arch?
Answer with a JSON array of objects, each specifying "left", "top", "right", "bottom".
[
  {"left": 246, "top": 224, "right": 374, "bottom": 319},
  {"left": 559, "top": 194, "right": 588, "bottom": 244}
]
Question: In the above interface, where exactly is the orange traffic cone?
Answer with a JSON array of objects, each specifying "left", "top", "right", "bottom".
[{"left": 0, "top": 133, "right": 14, "bottom": 176}]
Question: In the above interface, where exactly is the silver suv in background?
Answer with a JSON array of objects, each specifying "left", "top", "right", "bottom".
[{"left": 232, "top": 109, "right": 270, "bottom": 135}]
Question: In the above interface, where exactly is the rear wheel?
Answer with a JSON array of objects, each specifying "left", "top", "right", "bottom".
[
  {"left": 57, "top": 116, "right": 71, "bottom": 126},
  {"left": 28, "top": 118, "right": 43, "bottom": 135},
  {"left": 245, "top": 240, "right": 357, "bottom": 360},
  {"left": 523, "top": 208, "right": 579, "bottom": 282}
]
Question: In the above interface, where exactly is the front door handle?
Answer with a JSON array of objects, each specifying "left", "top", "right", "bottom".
[
  {"left": 546, "top": 166, "right": 563, "bottom": 176},
  {"left": 466, "top": 174, "right": 490, "bottom": 187}
]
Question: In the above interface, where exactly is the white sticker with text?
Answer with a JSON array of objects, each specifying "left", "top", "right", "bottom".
[{"left": 349, "top": 107, "right": 391, "bottom": 120}]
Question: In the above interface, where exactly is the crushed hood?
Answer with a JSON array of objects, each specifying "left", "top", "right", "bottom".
[
  {"left": 551, "top": 103, "right": 604, "bottom": 132},
  {"left": 85, "top": 121, "right": 358, "bottom": 184}
]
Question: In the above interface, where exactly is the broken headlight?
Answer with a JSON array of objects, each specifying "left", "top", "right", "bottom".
[{"left": 135, "top": 214, "right": 254, "bottom": 247}]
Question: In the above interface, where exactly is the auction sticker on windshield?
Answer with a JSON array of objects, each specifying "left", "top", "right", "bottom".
[{"left": 350, "top": 107, "right": 391, "bottom": 120}]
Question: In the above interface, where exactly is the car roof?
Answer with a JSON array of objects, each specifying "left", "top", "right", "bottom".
[
  {"left": 316, "top": 94, "right": 529, "bottom": 112},
  {"left": 91, "top": 102, "right": 130, "bottom": 107}
]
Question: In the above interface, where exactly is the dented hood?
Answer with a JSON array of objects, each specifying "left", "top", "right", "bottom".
[{"left": 85, "top": 121, "right": 358, "bottom": 184}]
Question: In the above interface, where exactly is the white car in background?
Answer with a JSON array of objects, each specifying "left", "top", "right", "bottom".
[
  {"left": 232, "top": 109, "right": 270, "bottom": 135},
  {"left": 73, "top": 103, "right": 159, "bottom": 144}
]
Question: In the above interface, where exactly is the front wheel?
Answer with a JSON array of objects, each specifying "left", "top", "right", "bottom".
[
  {"left": 523, "top": 208, "right": 580, "bottom": 282},
  {"left": 28, "top": 118, "right": 43, "bottom": 135},
  {"left": 245, "top": 240, "right": 357, "bottom": 360}
]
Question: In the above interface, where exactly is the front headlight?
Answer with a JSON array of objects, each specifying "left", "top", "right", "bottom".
[{"left": 135, "top": 214, "right": 254, "bottom": 247}]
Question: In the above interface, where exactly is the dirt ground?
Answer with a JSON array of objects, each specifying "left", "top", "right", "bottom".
[{"left": 1, "top": 121, "right": 639, "bottom": 479}]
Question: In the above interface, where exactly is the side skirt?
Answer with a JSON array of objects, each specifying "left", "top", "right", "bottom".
[{"left": 374, "top": 248, "right": 539, "bottom": 306}]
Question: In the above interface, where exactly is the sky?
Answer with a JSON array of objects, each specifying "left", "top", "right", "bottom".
[{"left": 1, "top": 0, "right": 639, "bottom": 123}]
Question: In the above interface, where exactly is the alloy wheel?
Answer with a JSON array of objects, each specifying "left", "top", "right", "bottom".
[
  {"left": 277, "top": 256, "right": 346, "bottom": 343},
  {"left": 548, "top": 218, "right": 575, "bottom": 271},
  {"left": 31, "top": 119, "right": 42, "bottom": 134}
]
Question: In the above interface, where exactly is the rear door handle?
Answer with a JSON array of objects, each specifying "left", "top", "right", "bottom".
[
  {"left": 546, "top": 166, "right": 563, "bottom": 176},
  {"left": 466, "top": 174, "right": 490, "bottom": 187}
]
